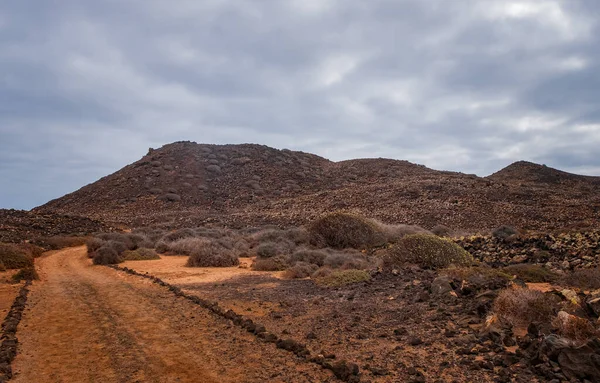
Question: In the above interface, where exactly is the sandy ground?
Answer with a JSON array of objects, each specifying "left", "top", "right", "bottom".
[
  {"left": 11, "top": 247, "right": 333, "bottom": 383},
  {"left": 0, "top": 270, "right": 23, "bottom": 320}
]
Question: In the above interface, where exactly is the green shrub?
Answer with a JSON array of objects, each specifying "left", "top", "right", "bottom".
[
  {"left": 122, "top": 248, "right": 160, "bottom": 261},
  {"left": 502, "top": 264, "right": 558, "bottom": 283},
  {"left": 12, "top": 267, "right": 39, "bottom": 282},
  {"left": 308, "top": 212, "right": 382, "bottom": 249},
  {"left": 0, "top": 243, "right": 34, "bottom": 269},
  {"left": 384, "top": 234, "right": 473, "bottom": 270},
  {"left": 252, "top": 255, "right": 290, "bottom": 271},
  {"left": 185, "top": 240, "right": 239, "bottom": 267},
  {"left": 494, "top": 287, "right": 558, "bottom": 327},
  {"left": 314, "top": 269, "right": 371, "bottom": 287}
]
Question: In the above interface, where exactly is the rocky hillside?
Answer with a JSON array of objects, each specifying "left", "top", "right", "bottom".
[
  {"left": 34, "top": 141, "right": 600, "bottom": 232},
  {"left": 0, "top": 209, "right": 111, "bottom": 243}
]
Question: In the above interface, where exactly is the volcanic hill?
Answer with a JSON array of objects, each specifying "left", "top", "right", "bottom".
[{"left": 34, "top": 141, "right": 600, "bottom": 232}]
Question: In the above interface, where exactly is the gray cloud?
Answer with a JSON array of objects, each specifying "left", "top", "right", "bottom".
[{"left": 1, "top": 0, "right": 600, "bottom": 209}]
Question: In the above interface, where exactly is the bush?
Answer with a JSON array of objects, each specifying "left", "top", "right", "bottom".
[
  {"left": 442, "top": 266, "right": 513, "bottom": 292},
  {"left": 314, "top": 269, "right": 371, "bottom": 287},
  {"left": 493, "top": 287, "right": 558, "bottom": 327},
  {"left": 308, "top": 212, "right": 382, "bottom": 249},
  {"left": 256, "top": 241, "right": 295, "bottom": 258},
  {"left": 502, "top": 264, "right": 558, "bottom": 283},
  {"left": 161, "top": 228, "right": 197, "bottom": 243},
  {"left": 323, "top": 249, "right": 366, "bottom": 269},
  {"left": 562, "top": 268, "right": 600, "bottom": 290},
  {"left": 376, "top": 222, "right": 430, "bottom": 243},
  {"left": 104, "top": 240, "right": 128, "bottom": 255},
  {"left": 92, "top": 246, "right": 121, "bottom": 265},
  {"left": 97, "top": 233, "right": 135, "bottom": 250},
  {"left": 33, "top": 236, "right": 91, "bottom": 250},
  {"left": 0, "top": 243, "right": 34, "bottom": 269},
  {"left": 290, "top": 249, "right": 327, "bottom": 267},
  {"left": 15, "top": 243, "right": 45, "bottom": 258},
  {"left": 122, "top": 248, "right": 160, "bottom": 261},
  {"left": 431, "top": 225, "right": 452, "bottom": 237},
  {"left": 384, "top": 234, "right": 473, "bottom": 270},
  {"left": 12, "top": 267, "right": 39, "bottom": 282},
  {"left": 86, "top": 238, "right": 104, "bottom": 255},
  {"left": 186, "top": 240, "right": 239, "bottom": 267},
  {"left": 283, "top": 262, "right": 318, "bottom": 279},
  {"left": 492, "top": 225, "right": 518, "bottom": 240},
  {"left": 252, "top": 255, "right": 290, "bottom": 271}
]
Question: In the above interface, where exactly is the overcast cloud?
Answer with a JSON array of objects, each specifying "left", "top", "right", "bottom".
[{"left": 1, "top": 0, "right": 600, "bottom": 209}]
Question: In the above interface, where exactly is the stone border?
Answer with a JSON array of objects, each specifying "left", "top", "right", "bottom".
[
  {"left": 0, "top": 281, "right": 32, "bottom": 382},
  {"left": 109, "top": 265, "right": 361, "bottom": 382}
]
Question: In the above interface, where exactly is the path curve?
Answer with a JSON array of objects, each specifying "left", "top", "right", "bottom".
[{"left": 11, "top": 247, "right": 331, "bottom": 383}]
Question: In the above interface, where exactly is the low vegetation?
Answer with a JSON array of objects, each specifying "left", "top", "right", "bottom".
[
  {"left": 308, "top": 212, "right": 382, "bottom": 249},
  {"left": 12, "top": 267, "right": 39, "bottom": 282},
  {"left": 384, "top": 234, "right": 473, "bottom": 270},
  {"left": 0, "top": 242, "right": 35, "bottom": 269},
  {"left": 502, "top": 264, "right": 558, "bottom": 283},
  {"left": 493, "top": 287, "right": 558, "bottom": 327},
  {"left": 185, "top": 240, "right": 239, "bottom": 267},
  {"left": 313, "top": 269, "right": 371, "bottom": 287},
  {"left": 562, "top": 268, "right": 600, "bottom": 289},
  {"left": 122, "top": 248, "right": 160, "bottom": 261}
]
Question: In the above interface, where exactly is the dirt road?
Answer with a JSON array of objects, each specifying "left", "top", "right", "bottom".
[{"left": 11, "top": 247, "right": 332, "bottom": 383}]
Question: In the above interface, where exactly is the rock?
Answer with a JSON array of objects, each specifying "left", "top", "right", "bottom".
[
  {"left": 408, "top": 336, "right": 423, "bottom": 346},
  {"left": 431, "top": 276, "right": 453, "bottom": 296},
  {"left": 587, "top": 297, "right": 600, "bottom": 317},
  {"left": 330, "top": 360, "right": 360, "bottom": 382},
  {"left": 560, "top": 289, "right": 580, "bottom": 305}
]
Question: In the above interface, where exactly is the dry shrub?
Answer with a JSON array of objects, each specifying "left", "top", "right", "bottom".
[
  {"left": 0, "top": 243, "right": 34, "bottom": 269},
  {"left": 384, "top": 234, "right": 473, "bottom": 270},
  {"left": 15, "top": 243, "right": 45, "bottom": 258},
  {"left": 492, "top": 225, "right": 518, "bottom": 240},
  {"left": 12, "top": 267, "right": 39, "bottom": 282},
  {"left": 562, "top": 268, "right": 600, "bottom": 290},
  {"left": 97, "top": 233, "right": 135, "bottom": 250},
  {"left": 33, "top": 236, "right": 91, "bottom": 250},
  {"left": 502, "top": 264, "right": 558, "bottom": 283},
  {"left": 375, "top": 222, "right": 430, "bottom": 243},
  {"left": 185, "top": 240, "right": 239, "bottom": 267},
  {"left": 161, "top": 228, "right": 197, "bottom": 243},
  {"left": 122, "top": 248, "right": 160, "bottom": 261},
  {"left": 92, "top": 246, "right": 121, "bottom": 265},
  {"left": 86, "top": 238, "right": 105, "bottom": 256},
  {"left": 431, "top": 225, "right": 453, "bottom": 237},
  {"left": 314, "top": 269, "right": 371, "bottom": 287},
  {"left": 283, "top": 262, "right": 318, "bottom": 279},
  {"left": 552, "top": 311, "right": 598, "bottom": 344},
  {"left": 443, "top": 266, "right": 512, "bottom": 291},
  {"left": 290, "top": 249, "right": 327, "bottom": 267},
  {"left": 256, "top": 240, "right": 295, "bottom": 258},
  {"left": 252, "top": 255, "right": 290, "bottom": 271},
  {"left": 308, "top": 212, "right": 382, "bottom": 249},
  {"left": 493, "top": 287, "right": 558, "bottom": 327}
]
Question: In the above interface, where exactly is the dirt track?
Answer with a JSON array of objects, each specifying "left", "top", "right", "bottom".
[{"left": 11, "top": 247, "right": 333, "bottom": 383}]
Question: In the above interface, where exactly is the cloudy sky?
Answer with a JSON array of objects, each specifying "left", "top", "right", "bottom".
[{"left": 1, "top": 0, "right": 600, "bottom": 209}]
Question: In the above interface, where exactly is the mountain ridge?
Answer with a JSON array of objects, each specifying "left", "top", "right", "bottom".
[{"left": 34, "top": 141, "right": 600, "bottom": 232}]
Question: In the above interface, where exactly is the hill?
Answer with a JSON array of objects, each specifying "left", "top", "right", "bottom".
[{"left": 34, "top": 141, "right": 600, "bottom": 232}]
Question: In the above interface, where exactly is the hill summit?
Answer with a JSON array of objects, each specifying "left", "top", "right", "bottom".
[{"left": 35, "top": 141, "right": 600, "bottom": 232}]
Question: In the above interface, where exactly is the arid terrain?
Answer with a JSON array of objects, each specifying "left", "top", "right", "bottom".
[{"left": 1, "top": 142, "right": 600, "bottom": 383}]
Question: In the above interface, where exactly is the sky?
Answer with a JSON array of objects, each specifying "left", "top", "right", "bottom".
[{"left": 1, "top": 0, "right": 600, "bottom": 210}]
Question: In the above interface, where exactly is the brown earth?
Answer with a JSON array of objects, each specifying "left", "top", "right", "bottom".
[
  {"left": 121, "top": 255, "right": 540, "bottom": 382},
  {"left": 11, "top": 247, "right": 335, "bottom": 383},
  {"left": 34, "top": 142, "right": 600, "bottom": 232}
]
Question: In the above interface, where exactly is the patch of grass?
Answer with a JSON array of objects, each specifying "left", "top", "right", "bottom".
[
  {"left": 384, "top": 234, "right": 473, "bottom": 270},
  {"left": 122, "top": 248, "right": 160, "bottom": 261},
  {"left": 0, "top": 243, "right": 34, "bottom": 269},
  {"left": 314, "top": 269, "right": 371, "bottom": 287},
  {"left": 12, "top": 267, "right": 39, "bottom": 282},
  {"left": 502, "top": 264, "right": 558, "bottom": 283},
  {"left": 185, "top": 240, "right": 239, "bottom": 267},
  {"left": 308, "top": 212, "right": 382, "bottom": 249},
  {"left": 493, "top": 287, "right": 558, "bottom": 327}
]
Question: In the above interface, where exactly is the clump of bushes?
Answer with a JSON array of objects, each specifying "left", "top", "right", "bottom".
[
  {"left": 384, "top": 234, "right": 473, "bottom": 270},
  {"left": 308, "top": 212, "right": 383, "bottom": 249},
  {"left": 376, "top": 222, "right": 430, "bottom": 243},
  {"left": 493, "top": 287, "right": 558, "bottom": 327},
  {"left": 121, "top": 248, "right": 160, "bottom": 261},
  {"left": 92, "top": 246, "right": 121, "bottom": 265},
  {"left": 562, "top": 268, "right": 600, "bottom": 290},
  {"left": 185, "top": 240, "right": 239, "bottom": 267},
  {"left": 12, "top": 267, "right": 39, "bottom": 282},
  {"left": 253, "top": 255, "right": 290, "bottom": 271},
  {"left": 502, "top": 264, "right": 558, "bottom": 283},
  {"left": 313, "top": 269, "right": 371, "bottom": 287},
  {"left": 283, "top": 262, "right": 318, "bottom": 279},
  {"left": 492, "top": 225, "right": 518, "bottom": 240},
  {"left": 290, "top": 249, "right": 327, "bottom": 267},
  {"left": 0, "top": 243, "right": 35, "bottom": 269},
  {"left": 33, "top": 236, "right": 91, "bottom": 250}
]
